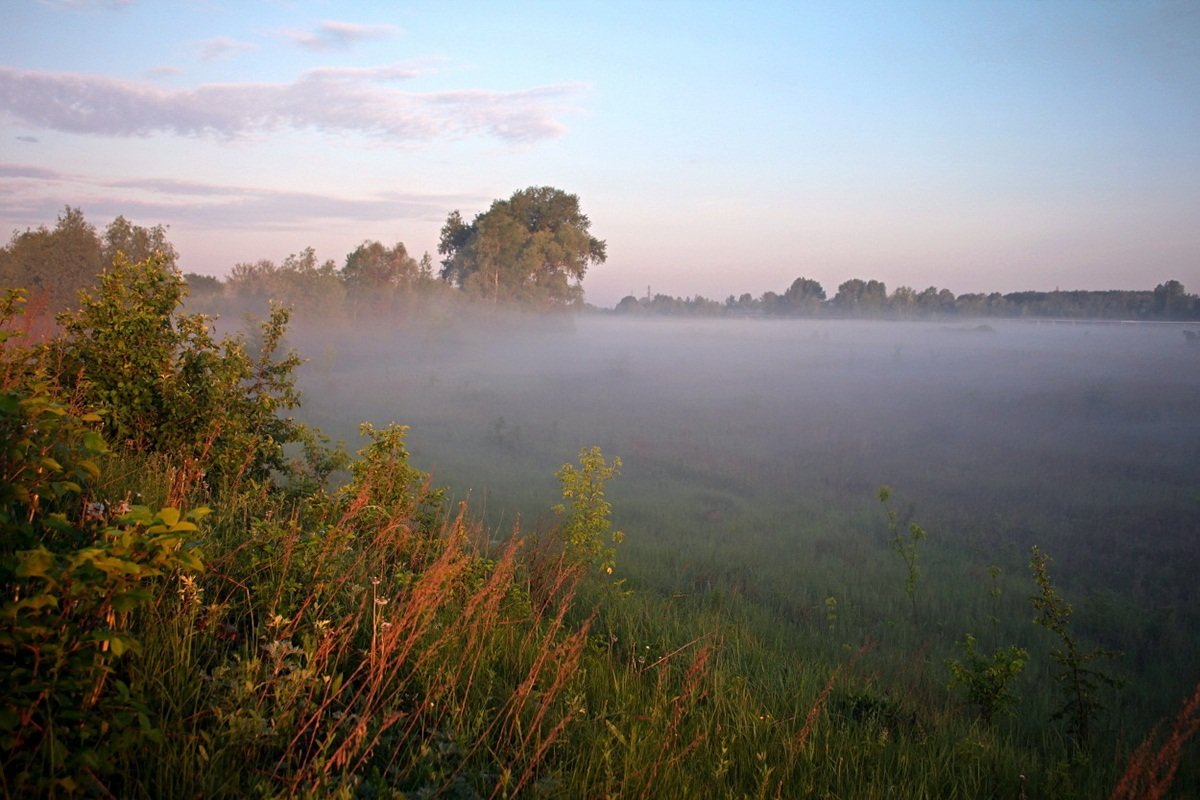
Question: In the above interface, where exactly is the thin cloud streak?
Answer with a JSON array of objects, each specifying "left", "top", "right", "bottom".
[
  {"left": 197, "top": 36, "right": 258, "bottom": 62},
  {"left": 146, "top": 65, "right": 184, "bottom": 78},
  {"left": 1, "top": 162, "right": 487, "bottom": 233},
  {"left": 283, "top": 20, "right": 402, "bottom": 51},
  {"left": 0, "top": 66, "right": 583, "bottom": 144},
  {"left": 37, "top": 0, "right": 132, "bottom": 10},
  {"left": 0, "top": 163, "right": 61, "bottom": 179}
]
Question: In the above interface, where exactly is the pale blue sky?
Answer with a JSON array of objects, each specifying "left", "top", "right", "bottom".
[{"left": 2, "top": 0, "right": 1198, "bottom": 306}]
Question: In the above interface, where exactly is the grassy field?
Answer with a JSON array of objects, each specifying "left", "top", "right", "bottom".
[
  {"left": 293, "top": 314, "right": 1200, "bottom": 762},
  {"left": 7, "top": 285, "right": 1199, "bottom": 797}
]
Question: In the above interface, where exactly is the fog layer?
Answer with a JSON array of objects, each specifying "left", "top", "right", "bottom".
[{"left": 288, "top": 313, "right": 1200, "bottom": 710}]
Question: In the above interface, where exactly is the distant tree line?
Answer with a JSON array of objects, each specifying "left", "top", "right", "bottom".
[
  {"left": 614, "top": 276, "right": 1200, "bottom": 321},
  {"left": 0, "top": 209, "right": 455, "bottom": 322},
  {"left": 0, "top": 208, "right": 178, "bottom": 315},
  {"left": 216, "top": 241, "right": 445, "bottom": 317},
  {"left": 5, "top": 203, "right": 1195, "bottom": 322},
  {"left": 1, "top": 188, "right": 605, "bottom": 322}
]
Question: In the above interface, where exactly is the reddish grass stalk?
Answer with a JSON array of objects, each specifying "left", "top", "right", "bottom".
[
  {"left": 637, "top": 644, "right": 714, "bottom": 800},
  {"left": 504, "top": 575, "right": 583, "bottom": 736},
  {"left": 438, "top": 535, "right": 523, "bottom": 706},
  {"left": 1110, "top": 680, "right": 1200, "bottom": 800},
  {"left": 285, "top": 512, "right": 475, "bottom": 791},
  {"left": 789, "top": 641, "right": 874, "bottom": 760},
  {"left": 503, "top": 620, "right": 592, "bottom": 799}
]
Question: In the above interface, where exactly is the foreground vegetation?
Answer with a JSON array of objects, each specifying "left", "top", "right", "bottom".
[{"left": 4, "top": 242, "right": 1200, "bottom": 796}]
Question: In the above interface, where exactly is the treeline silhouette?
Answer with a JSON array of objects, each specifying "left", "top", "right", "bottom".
[
  {"left": 4, "top": 206, "right": 1196, "bottom": 323},
  {"left": 615, "top": 276, "right": 1200, "bottom": 320}
]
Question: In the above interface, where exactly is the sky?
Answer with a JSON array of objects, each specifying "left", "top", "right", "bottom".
[{"left": 2, "top": 0, "right": 1198, "bottom": 307}]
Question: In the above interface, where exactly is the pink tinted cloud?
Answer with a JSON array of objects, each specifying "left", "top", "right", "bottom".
[
  {"left": 146, "top": 65, "right": 185, "bottom": 79},
  {"left": 0, "top": 66, "right": 582, "bottom": 144},
  {"left": 197, "top": 36, "right": 258, "bottom": 62},
  {"left": 1, "top": 162, "right": 485, "bottom": 231},
  {"left": 283, "top": 20, "right": 402, "bottom": 51},
  {"left": 0, "top": 163, "right": 60, "bottom": 178}
]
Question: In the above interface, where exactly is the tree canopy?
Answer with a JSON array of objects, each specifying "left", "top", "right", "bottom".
[
  {"left": 0, "top": 207, "right": 104, "bottom": 313},
  {"left": 620, "top": 276, "right": 1200, "bottom": 321},
  {"left": 438, "top": 186, "right": 606, "bottom": 306}
]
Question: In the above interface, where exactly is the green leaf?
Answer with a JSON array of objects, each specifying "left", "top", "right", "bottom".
[
  {"left": 91, "top": 556, "right": 146, "bottom": 576},
  {"left": 187, "top": 506, "right": 212, "bottom": 522},
  {"left": 112, "top": 588, "right": 153, "bottom": 613},
  {"left": 12, "top": 594, "right": 59, "bottom": 614},
  {"left": 50, "top": 480, "right": 81, "bottom": 496},
  {"left": 176, "top": 550, "right": 204, "bottom": 572},
  {"left": 15, "top": 547, "right": 56, "bottom": 579},
  {"left": 156, "top": 507, "right": 181, "bottom": 527},
  {"left": 121, "top": 505, "right": 154, "bottom": 524}
]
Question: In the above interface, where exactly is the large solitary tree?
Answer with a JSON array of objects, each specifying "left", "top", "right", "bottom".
[{"left": 438, "top": 186, "right": 606, "bottom": 306}]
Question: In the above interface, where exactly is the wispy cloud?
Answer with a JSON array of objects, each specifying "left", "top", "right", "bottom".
[
  {"left": 146, "top": 65, "right": 184, "bottom": 79},
  {"left": 197, "top": 36, "right": 258, "bottom": 62},
  {"left": 0, "top": 161, "right": 486, "bottom": 232},
  {"left": 0, "top": 163, "right": 58, "bottom": 178},
  {"left": 0, "top": 66, "right": 583, "bottom": 144},
  {"left": 38, "top": 0, "right": 132, "bottom": 10},
  {"left": 15, "top": 135, "right": 40, "bottom": 144},
  {"left": 283, "top": 20, "right": 401, "bottom": 51}
]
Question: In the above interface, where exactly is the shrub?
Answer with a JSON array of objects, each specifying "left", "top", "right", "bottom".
[
  {"left": 948, "top": 634, "right": 1027, "bottom": 726},
  {"left": 0, "top": 357, "right": 206, "bottom": 795},
  {"left": 55, "top": 252, "right": 310, "bottom": 495},
  {"left": 553, "top": 446, "right": 624, "bottom": 574}
]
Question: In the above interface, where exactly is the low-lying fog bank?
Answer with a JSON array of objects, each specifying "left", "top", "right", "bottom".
[
  {"left": 289, "top": 313, "right": 1199, "bottom": 601},
  {"left": 291, "top": 315, "right": 1198, "bottom": 502},
  {"left": 284, "top": 312, "right": 1200, "bottom": 713}
]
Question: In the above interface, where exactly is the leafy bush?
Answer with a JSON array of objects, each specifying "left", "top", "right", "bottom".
[
  {"left": 55, "top": 252, "right": 308, "bottom": 495},
  {"left": 553, "top": 446, "right": 624, "bottom": 574},
  {"left": 948, "top": 634, "right": 1027, "bottom": 726},
  {"left": 1, "top": 344, "right": 206, "bottom": 795}
]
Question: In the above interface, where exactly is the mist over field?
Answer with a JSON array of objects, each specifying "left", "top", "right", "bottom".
[
  {"left": 293, "top": 314, "right": 1200, "bottom": 529},
  {"left": 289, "top": 313, "right": 1200, "bottom": 712}
]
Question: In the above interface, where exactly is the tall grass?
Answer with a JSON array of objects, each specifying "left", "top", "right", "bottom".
[{"left": 1111, "top": 681, "right": 1200, "bottom": 800}]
